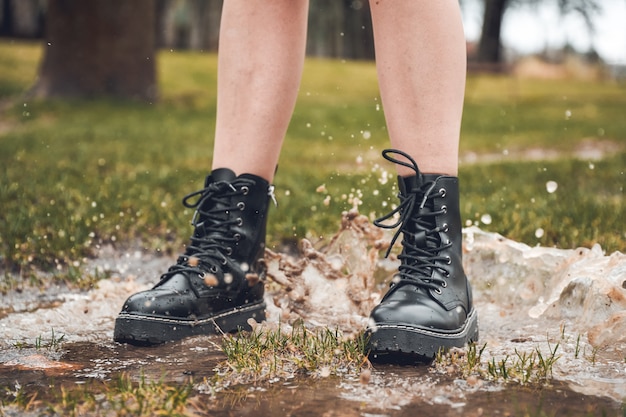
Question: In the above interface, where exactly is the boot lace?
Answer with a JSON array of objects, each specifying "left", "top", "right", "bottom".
[
  {"left": 160, "top": 177, "right": 257, "bottom": 283},
  {"left": 374, "top": 149, "right": 452, "bottom": 294}
]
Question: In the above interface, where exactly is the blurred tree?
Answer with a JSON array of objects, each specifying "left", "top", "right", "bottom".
[
  {"left": 476, "top": 0, "right": 601, "bottom": 65},
  {"left": 0, "top": 0, "right": 15, "bottom": 36},
  {"left": 0, "top": 0, "right": 45, "bottom": 38},
  {"left": 30, "top": 0, "right": 156, "bottom": 101},
  {"left": 307, "top": 0, "right": 374, "bottom": 59},
  {"left": 476, "top": 0, "right": 509, "bottom": 65},
  {"left": 3, "top": 0, "right": 374, "bottom": 60},
  {"left": 341, "top": 0, "right": 374, "bottom": 60}
]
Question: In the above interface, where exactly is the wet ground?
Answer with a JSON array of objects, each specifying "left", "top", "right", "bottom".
[
  {"left": 1, "top": 338, "right": 623, "bottom": 416},
  {"left": 1, "top": 213, "right": 625, "bottom": 415}
]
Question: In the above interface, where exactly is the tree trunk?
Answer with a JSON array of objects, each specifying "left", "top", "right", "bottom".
[
  {"left": 31, "top": 0, "right": 157, "bottom": 101},
  {"left": 0, "top": 0, "right": 15, "bottom": 36},
  {"left": 476, "top": 0, "right": 508, "bottom": 64},
  {"left": 307, "top": 0, "right": 344, "bottom": 57},
  {"left": 341, "top": 0, "right": 374, "bottom": 60},
  {"left": 188, "top": 0, "right": 222, "bottom": 51}
]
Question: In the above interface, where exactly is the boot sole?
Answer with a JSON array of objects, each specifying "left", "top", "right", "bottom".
[
  {"left": 366, "top": 308, "right": 479, "bottom": 363},
  {"left": 113, "top": 301, "right": 266, "bottom": 346}
]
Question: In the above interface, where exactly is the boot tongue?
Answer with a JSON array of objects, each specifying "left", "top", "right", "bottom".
[
  {"left": 399, "top": 173, "right": 442, "bottom": 249},
  {"left": 398, "top": 173, "right": 443, "bottom": 194},
  {"left": 206, "top": 168, "right": 237, "bottom": 185},
  {"left": 398, "top": 173, "right": 423, "bottom": 195},
  {"left": 194, "top": 168, "right": 238, "bottom": 230}
]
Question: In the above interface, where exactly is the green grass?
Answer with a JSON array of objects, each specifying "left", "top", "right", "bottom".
[
  {"left": 217, "top": 320, "right": 368, "bottom": 385},
  {"left": 1, "top": 40, "right": 625, "bottom": 289},
  {"left": 436, "top": 340, "right": 562, "bottom": 386},
  {"left": 9, "top": 373, "right": 198, "bottom": 417}
]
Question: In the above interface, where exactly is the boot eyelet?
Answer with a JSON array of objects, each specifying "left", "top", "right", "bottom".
[
  {"left": 434, "top": 288, "right": 442, "bottom": 295},
  {"left": 225, "top": 247, "right": 233, "bottom": 255},
  {"left": 237, "top": 218, "right": 243, "bottom": 226},
  {"left": 241, "top": 186, "right": 249, "bottom": 195},
  {"left": 441, "top": 205, "right": 448, "bottom": 213},
  {"left": 221, "top": 257, "right": 228, "bottom": 265},
  {"left": 234, "top": 233, "right": 241, "bottom": 241},
  {"left": 237, "top": 202, "right": 245, "bottom": 210},
  {"left": 442, "top": 223, "right": 449, "bottom": 232},
  {"left": 210, "top": 265, "right": 218, "bottom": 273},
  {"left": 439, "top": 188, "right": 447, "bottom": 198},
  {"left": 445, "top": 256, "right": 452, "bottom": 265},
  {"left": 441, "top": 281, "right": 448, "bottom": 288}
]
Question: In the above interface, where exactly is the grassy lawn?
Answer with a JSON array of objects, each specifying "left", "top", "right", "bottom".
[{"left": 1, "top": 40, "right": 625, "bottom": 288}]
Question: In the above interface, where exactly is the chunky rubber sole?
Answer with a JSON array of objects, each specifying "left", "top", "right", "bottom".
[
  {"left": 113, "top": 301, "right": 266, "bottom": 346},
  {"left": 366, "top": 308, "right": 479, "bottom": 363}
]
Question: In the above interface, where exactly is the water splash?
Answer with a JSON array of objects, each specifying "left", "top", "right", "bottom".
[
  {"left": 546, "top": 180, "right": 558, "bottom": 193},
  {"left": 1, "top": 211, "right": 625, "bottom": 402}
]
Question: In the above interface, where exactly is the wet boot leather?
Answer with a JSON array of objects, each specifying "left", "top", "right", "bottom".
[
  {"left": 366, "top": 149, "right": 478, "bottom": 362},
  {"left": 114, "top": 168, "right": 272, "bottom": 345}
]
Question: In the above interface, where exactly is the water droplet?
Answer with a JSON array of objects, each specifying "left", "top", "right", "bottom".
[
  {"left": 245, "top": 273, "right": 259, "bottom": 287},
  {"left": 327, "top": 255, "right": 343, "bottom": 271},
  {"left": 359, "top": 368, "right": 371, "bottom": 385},
  {"left": 480, "top": 214, "right": 492, "bottom": 225},
  {"left": 203, "top": 273, "right": 218, "bottom": 287},
  {"left": 535, "top": 228, "right": 545, "bottom": 238},
  {"left": 367, "top": 317, "right": 378, "bottom": 332},
  {"left": 546, "top": 181, "right": 558, "bottom": 193},
  {"left": 565, "top": 109, "right": 572, "bottom": 119}
]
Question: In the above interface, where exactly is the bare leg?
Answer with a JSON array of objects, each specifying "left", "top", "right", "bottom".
[
  {"left": 211, "top": 0, "right": 309, "bottom": 181},
  {"left": 369, "top": 0, "right": 466, "bottom": 176}
]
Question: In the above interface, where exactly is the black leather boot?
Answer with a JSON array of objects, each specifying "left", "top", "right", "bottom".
[
  {"left": 366, "top": 149, "right": 478, "bottom": 362},
  {"left": 114, "top": 168, "right": 273, "bottom": 345}
]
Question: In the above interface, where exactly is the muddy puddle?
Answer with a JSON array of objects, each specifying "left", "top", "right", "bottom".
[
  {"left": 1, "top": 338, "right": 622, "bottom": 416},
  {"left": 1, "top": 211, "right": 625, "bottom": 415}
]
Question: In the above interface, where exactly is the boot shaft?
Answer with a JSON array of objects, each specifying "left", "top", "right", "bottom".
[
  {"left": 188, "top": 168, "right": 273, "bottom": 268},
  {"left": 397, "top": 172, "right": 470, "bottom": 311},
  {"left": 398, "top": 173, "right": 463, "bottom": 263}
]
